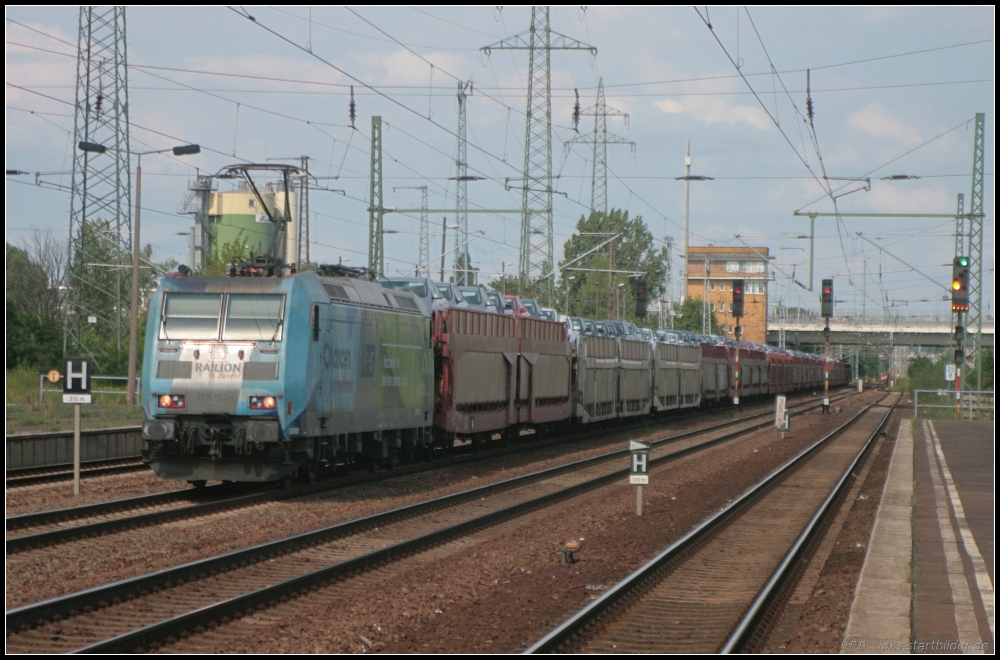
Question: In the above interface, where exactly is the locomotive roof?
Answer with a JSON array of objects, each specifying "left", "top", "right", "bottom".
[{"left": 158, "top": 272, "right": 428, "bottom": 316}]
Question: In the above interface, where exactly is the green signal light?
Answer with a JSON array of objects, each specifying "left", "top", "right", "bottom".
[{"left": 957, "top": 257, "right": 969, "bottom": 267}]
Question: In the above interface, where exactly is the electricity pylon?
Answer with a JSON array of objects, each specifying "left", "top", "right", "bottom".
[
  {"left": 368, "top": 116, "right": 383, "bottom": 275},
  {"left": 966, "top": 112, "right": 985, "bottom": 390},
  {"left": 65, "top": 6, "right": 132, "bottom": 371},
  {"left": 482, "top": 7, "right": 596, "bottom": 290},
  {"left": 452, "top": 82, "right": 480, "bottom": 285},
  {"left": 566, "top": 78, "right": 632, "bottom": 217}
]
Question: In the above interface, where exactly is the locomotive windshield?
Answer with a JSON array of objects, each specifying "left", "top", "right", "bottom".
[
  {"left": 161, "top": 293, "right": 223, "bottom": 340},
  {"left": 223, "top": 294, "right": 285, "bottom": 341},
  {"left": 160, "top": 292, "right": 284, "bottom": 341}
]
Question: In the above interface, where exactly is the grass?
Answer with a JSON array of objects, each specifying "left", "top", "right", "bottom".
[{"left": 6, "top": 367, "right": 144, "bottom": 433}]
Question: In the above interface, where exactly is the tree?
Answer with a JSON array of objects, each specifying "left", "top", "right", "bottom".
[
  {"left": 199, "top": 230, "right": 251, "bottom": 276},
  {"left": 6, "top": 300, "right": 63, "bottom": 371},
  {"left": 558, "top": 210, "right": 666, "bottom": 322},
  {"left": 6, "top": 243, "right": 52, "bottom": 319},
  {"left": 7, "top": 242, "right": 65, "bottom": 371},
  {"left": 671, "top": 297, "right": 720, "bottom": 334},
  {"left": 450, "top": 252, "right": 478, "bottom": 286},
  {"left": 857, "top": 349, "right": 884, "bottom": 380}
]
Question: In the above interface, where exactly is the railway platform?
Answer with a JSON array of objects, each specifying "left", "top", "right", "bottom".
[{"left": 842, "top": 417, "right": 994, "bottom": 654}]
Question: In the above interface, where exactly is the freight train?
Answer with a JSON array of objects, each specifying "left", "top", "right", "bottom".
[{"left": 141, "top": 269, "right": 850, "bottom": 485}]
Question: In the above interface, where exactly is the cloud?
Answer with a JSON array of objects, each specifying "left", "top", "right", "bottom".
[
  {"left": 353, "top": 48, "right": 474, "bottom": 87},
  {"left": 182, "top": 54, "right": 344, "bottom": 90},
  {"left": 585, "top": 6, "right": 637, "bottom": 23},
  {"left": 864, "top": 182, "right": 950, "bottom": 215},
  {"left": 844, "top": 102, "right": 921, "bottom": 146},
  {"left": 636, "top": 58, "right": 772, "bottom": 130},
  {"left": 654, "top": 97, "right": 771, "bottom": 130}
]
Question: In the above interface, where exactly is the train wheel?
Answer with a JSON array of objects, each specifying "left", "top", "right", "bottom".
[{"left": 299, "top": 465, "right": 318, "bottom": 485}]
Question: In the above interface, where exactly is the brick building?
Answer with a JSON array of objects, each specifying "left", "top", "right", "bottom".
[{"left": 685, "top": 246, "right": 770, "bottom": 343}]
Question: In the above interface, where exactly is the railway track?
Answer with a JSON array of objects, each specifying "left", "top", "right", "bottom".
[
  {"left": 5, "top": 390, "right": 864, "bottom": 653},
  {"left": 5, "top": 458, "right": 148, "bottom": 488},
  {"left": 6, "top": 391, "right": 849, "bottom": 555},
  {"left": 526, "top": 392, "right": 899, "bottom": 654}
]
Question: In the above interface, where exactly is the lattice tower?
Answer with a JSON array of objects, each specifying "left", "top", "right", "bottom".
[{"left": 65, "top": 6, "right": 132, "bottom": 372}]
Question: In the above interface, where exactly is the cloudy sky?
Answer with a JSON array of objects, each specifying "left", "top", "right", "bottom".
[{"left": 5, "top": 6, "right": 995, "bottom": 318}]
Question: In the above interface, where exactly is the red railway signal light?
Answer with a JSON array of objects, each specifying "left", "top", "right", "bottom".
[{"left": 821, "top": 279, "right": 834, "bottom": 317}]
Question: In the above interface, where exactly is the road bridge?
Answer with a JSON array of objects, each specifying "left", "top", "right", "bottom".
[{"left": 767, "top": 313, "right": 994, "bottom": 348}]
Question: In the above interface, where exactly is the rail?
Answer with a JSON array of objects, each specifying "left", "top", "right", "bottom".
[
  {"left": 912, "top": 389, "right": 994, "bottom": 421},
  {"left": 39, "top": 374, "right": 141, "bottom": 402}
]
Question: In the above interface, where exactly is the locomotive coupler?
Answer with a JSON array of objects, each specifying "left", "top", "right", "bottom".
[{"left": 208, "top": 428, "right": 222, "bottom": 459}]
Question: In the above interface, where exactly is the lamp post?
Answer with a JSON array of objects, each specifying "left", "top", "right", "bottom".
[
  {"left": 502, "top": 262, "right": 512, "bottom": 295},
  {"left": 565, "top": 275, "right": 575, "bottom": 315},
  {"left": 440, "top": 221, "right": 459, "bottom": 281},
  {"left": 80, "top": 142, "right": 203, "bottom": 405}
]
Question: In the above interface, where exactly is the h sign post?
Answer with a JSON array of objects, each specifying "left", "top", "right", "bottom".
[
  {"left": 63, "top": 358, "right": 92, "bottom": 404},
  {"left": 629, "top": 440, "right": 651, "bottom": 516},
  {"left": 63, "top": 358, "right": 92, "bottom": 496}
]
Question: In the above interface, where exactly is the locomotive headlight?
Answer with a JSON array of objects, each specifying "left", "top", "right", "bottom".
[
  {"left": 158, "top": 394, "right": 185, "bottom": 409},
  {"left": 249, "top": 395, "right": 277, "bottom": 410}
]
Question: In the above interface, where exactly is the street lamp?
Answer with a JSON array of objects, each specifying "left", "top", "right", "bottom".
[
  {"left": 440, "top": 222, "right": 459, "bottom": 281},
  {"left": 565, "top": 275, "right": 575, "bottom": 316},
  {"left": 502, "top": 262, "right": 513, "bottom": 295},
  {"left": 79, "top": 141, "right": 201, "bottom": 405},
  {"left": 129, "top": 144, "right": 200, "bottom": 404}
]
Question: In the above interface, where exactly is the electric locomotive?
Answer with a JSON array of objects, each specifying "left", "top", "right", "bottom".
[{"left": 141, "top": 269, "right": 433, "bottom": 484}]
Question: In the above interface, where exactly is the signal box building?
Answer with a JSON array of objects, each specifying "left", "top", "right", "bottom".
[{"left": 685, "top": 246, "right": 770, "bottom": 343}]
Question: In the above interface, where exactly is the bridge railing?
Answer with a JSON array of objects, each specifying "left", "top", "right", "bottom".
[
  {"left": 913, "top": 389, "right": 994, "bottom": 421},
  {"left": 771, "top": 309, "right": 993, "bottom": 328}
]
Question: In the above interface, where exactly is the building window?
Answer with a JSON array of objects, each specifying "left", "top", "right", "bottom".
[
  {"left": 728, "top": 324, "right": 734, "bottom": 333},
  {"left": 726, "top": 261, "right": 740, "bottom": 272},
  {"left": 728, "top": 303, "right": 733, "bottom": 312},
  {"left": 710, "top": 282, "right": 716, "bottom": 291},
  {"left": 248, "top": 199, "right": 256, "bottom": 208}
]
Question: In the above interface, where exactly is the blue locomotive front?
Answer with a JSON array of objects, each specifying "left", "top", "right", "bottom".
[{"left": 141, "top": 270, "right": 434, "bottom": 484}]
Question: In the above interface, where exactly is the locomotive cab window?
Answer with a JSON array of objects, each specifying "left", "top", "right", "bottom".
[
  {"left": 223, "top": 294, "right": 285, "bottom": 341},
  {"left": 161, "top": 293, "right": 223, "bottom": 340}
]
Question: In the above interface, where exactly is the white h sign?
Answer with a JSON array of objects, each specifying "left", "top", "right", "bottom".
[
  {"left": 63, "top": 358, "right": 92, "bottom": 404},
  {"left": 629, "top": 440, "right": 650, "bottom": 485}
]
